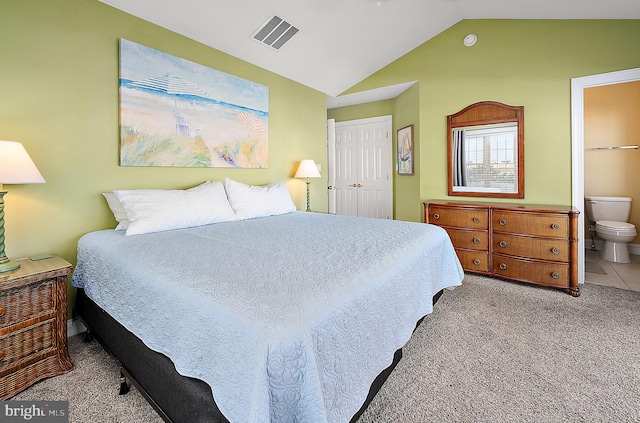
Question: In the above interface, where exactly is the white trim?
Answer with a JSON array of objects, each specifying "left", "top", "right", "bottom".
[
  {"left": 67, "top": 318, "right": 87, "bottom": 337},
  {"left": 571, "top": 67, "right": 640, "bottom": 285},
  {"left": 333, "top": 115, "right": 393, "bottom": 128}
]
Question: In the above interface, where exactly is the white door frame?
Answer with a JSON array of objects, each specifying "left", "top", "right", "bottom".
[
  {"left": 327, "top": 118, "right": 336, "bottom": 214},
  {"left": 571, "top": 67, "right": 640, "bottom": 284}
]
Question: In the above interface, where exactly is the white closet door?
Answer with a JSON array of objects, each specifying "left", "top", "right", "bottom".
[
  {"left": 330, "top": 116, "right": 392, "bottom": 219},
  {"left": 334, "top": 123, "right": 359, "bottom": 216},
  {"left": 357, "top": 120, "right": 392, "bottom": 219}
]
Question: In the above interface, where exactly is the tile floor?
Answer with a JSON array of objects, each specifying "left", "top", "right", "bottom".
[{"left": 584, "top": 249, "right": 640, "bottom": 292}]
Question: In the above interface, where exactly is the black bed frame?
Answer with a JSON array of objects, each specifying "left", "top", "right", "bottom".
[{"left": 75, "top": 288, "right": 443, "bottom": 423}]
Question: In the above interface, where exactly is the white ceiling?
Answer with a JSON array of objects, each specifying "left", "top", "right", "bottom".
[{"left": 99, "top": 0, "right": 640, "bottom": 105}]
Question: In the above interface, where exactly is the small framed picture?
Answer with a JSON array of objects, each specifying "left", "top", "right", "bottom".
[{"left": 397, "top": 125, "right": 414, "bottom": 175}]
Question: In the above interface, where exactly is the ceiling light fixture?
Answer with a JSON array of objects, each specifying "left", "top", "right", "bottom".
[{"left": 464, "top": 34, "right": 477, "bottom": 47}]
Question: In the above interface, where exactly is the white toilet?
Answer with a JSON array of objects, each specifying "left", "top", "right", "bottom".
[{"left": 585, "top": 196, "right": 637, "bottom": 263}]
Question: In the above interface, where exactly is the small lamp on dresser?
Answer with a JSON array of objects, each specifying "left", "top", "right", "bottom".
[
  {"left": 0, "top": 140, "right": 45, "bottom": 272},
  {"left": 295, "top": 159, "right": 321, "bottom": 212}
]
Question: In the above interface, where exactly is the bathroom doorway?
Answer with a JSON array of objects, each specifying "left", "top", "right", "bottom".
[{"left": 571, "top": 67, "right": 640, "bottom": 290}]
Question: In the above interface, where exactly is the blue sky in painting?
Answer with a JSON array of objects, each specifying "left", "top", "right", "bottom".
[{"left": 119, "top": 39, "right": 268, "bottom": 113}]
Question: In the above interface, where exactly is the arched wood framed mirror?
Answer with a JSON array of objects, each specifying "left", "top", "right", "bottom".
[{"left": 447, "top": 101, "right": 524, "bottom": 199}]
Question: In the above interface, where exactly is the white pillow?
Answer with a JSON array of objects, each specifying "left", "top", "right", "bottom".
[
  {"left": 102, "top": 192, "right": 129, "bottom": 231},
  {"left": 114, "top": 181, "right": 237, "bottom": 235},
  {"left": 224, "top": 178, "right": 296, "bottom": 220}
]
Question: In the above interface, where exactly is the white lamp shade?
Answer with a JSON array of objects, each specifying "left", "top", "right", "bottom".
[
  {"left": 295, "top": 159, "right": 321, "bottom": 178},
  {"left": 0, "top": 141, "right": 45, "bottom": 184}
]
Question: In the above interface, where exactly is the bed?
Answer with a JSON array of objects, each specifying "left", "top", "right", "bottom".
[{"left": 71, "top": 180, "right": 464, "bottom": 423}]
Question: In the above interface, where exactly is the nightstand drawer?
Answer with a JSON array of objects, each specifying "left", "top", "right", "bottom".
[
  {"left": 0, "top": 319, "right": 55, "bottom": 374},
  {"left": 0, "top": 281, "right": 54, "bottom": 329}
]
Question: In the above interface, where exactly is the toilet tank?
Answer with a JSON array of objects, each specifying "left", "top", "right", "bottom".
[{"left": 585, "top": 196, "right": 632, "bottom": 222}]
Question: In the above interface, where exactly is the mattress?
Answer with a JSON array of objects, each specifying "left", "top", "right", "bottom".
[{"left": 72, "top": 211, "right": 463, "bottom": 423}]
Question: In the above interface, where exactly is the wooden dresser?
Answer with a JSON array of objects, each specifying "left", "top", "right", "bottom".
[
  {"left": 424, "top": 201, "right": 580, "bottom": 296},
  {"left": 0, "top": 256, "right": 73, "bottom": 399}
]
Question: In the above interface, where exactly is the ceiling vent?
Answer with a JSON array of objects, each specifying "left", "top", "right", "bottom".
[{"left": 253, "top": 15, "right": 299, "bottom": 50}]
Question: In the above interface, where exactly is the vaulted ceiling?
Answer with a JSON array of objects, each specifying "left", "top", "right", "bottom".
[{"left": 100, "top": 0, "right": 640, "bottom": 103}]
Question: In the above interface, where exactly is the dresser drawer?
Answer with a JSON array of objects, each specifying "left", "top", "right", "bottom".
[
  {"left": 493, "top": 211, "right": 569, "bottom": 238},
  {"left": 0, "top": 320, "right": 55, "bottom": 374},
  {"left": 455, "top": 249, "right": 489, "bottom": 272},
  {"left": 429, "top": 206, "right": 489, "bottom": 230},
  {"left": 493, "top": 233, "right": 570, "bottom": 262},
  {"left": 445, "top": 228, "right": 489, "bottom": 251},
  {"left": 0, "top": 281, "right": 54, "bottom": 329},
  {"left": 493, "top": 255, "right": 569, "bottom": 288}
]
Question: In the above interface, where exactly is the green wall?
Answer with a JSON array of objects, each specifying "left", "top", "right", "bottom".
[
  {"left": 332, "top": 19, "right": 640, "bottom": 221},
  {"left": 0, "top": 0, "right": 327, "bottom": 314},
  {"left": 391, "top": 84, "right": 421, "bottom": 222}
]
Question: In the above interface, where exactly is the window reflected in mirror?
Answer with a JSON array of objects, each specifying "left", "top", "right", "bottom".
[{"left": 452, "top": 123, "right": 518, "bottom": 194}]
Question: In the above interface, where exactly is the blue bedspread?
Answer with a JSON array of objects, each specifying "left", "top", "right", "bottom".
[{"left": 72, "top": 212, "right": 463, "bottom": 423}]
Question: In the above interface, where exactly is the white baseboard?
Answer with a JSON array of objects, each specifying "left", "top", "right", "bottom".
[
  {"left": 586, "top": 240, "right": 640, "bottom": 256},
  {"left": 67, "top": 318, "right": 87, "bottom": 337}
]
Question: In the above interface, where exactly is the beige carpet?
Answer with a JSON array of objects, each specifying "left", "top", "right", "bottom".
[{"left": 13, "top": 274, "right": 640, "bottom": 422}]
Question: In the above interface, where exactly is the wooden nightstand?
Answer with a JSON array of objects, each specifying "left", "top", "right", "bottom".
[{"left": 0, "top": 255, "right": 73, "bottom": 399}]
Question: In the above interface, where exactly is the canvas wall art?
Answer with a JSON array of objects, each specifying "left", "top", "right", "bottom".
[{"left": 119, "top": 39, "right": 269, "bottom": 168}]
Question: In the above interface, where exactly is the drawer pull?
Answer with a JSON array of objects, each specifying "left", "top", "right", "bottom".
[
  {"left": 499, "top": 241, "right": 507, "bottom": 248},
  {"left": 551, "top": 223, "right": 560, "bottom": 230},
  {"left": 0, "top": 307, "right": 5, "bottom": 317},
  {"left": 499, "top": 219, "right": 507, "bottom": 226},
  {"left": 473, "top": 217, "right": 480, "bottom": 224},
  {"left": 433, "top": 213, "right": 440, "bottom": 220},
  {"left": 499, "top": 263, "right": 507, "bottom": 270},
  {"left": 473, "top": 238, "right": 480, "bottom": 244},
  {"left": 552, "top": 272, "right": 560, "bottom": 279},
  {"left": 551, "top": 247, "right": 560, "bottom": 255},
  {"left": 473, "top": 259, "right": 481, "bottom": 265}
]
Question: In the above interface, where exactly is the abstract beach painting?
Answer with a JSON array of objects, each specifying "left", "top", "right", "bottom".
[{"left": 119, "top": 39, "right": 269, "bottom": 168}]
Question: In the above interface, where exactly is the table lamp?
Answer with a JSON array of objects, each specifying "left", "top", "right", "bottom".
[
  {"left": 0, "top": 141, "right": 46, "bottom": 272},
  {"left": 295, "top": 159, "right": 321, "bottom": 212}
]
